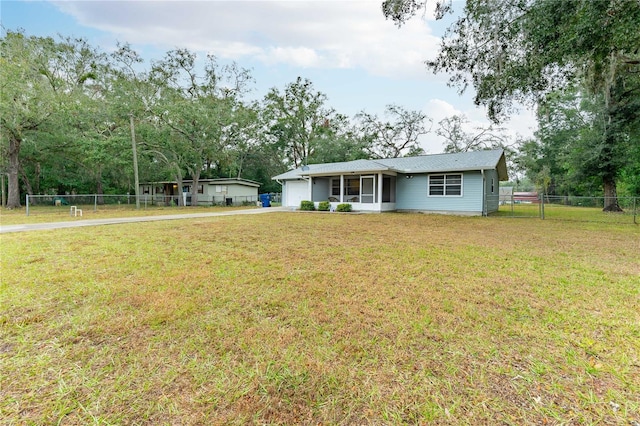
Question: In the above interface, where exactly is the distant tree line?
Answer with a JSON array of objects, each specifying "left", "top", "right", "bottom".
[
  {"left": 1, "top": 31, "right": 442, "bottom": 208},
  {"left": 4, "top": 0, "right": 640, "bottom": 213}
]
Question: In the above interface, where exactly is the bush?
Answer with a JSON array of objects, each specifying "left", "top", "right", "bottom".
[
  {"left": 300, "top": 200, "right": 315, "bottom": 211},
  {"left": 336, "top": 203, "right": 352, "bottom": 212},
  {"left": 318, "top": 201, "right": 330, "bottom": 211}
]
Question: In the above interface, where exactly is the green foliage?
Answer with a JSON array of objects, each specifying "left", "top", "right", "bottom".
[
  {"left": 317, "top": 201, "right": 330, "bottom": 211},
  {"left": 261, "top": 77, "right": 336, "bottom": 168},
  {"left": 300, "top": 200, "right": 315, "bottom": 211},
  {"left": 1, "top": 31, "right": 61, "bottom": 207},
  {"left": 517, "top": 82, "right": 640, "bottom": 197},
  {"left": 260, "top": 77, "right": 369, "bottom": 168},
  {"left": 336, "top": 203, "right": 352, "bottom": 212},
  {"left": 146, "top": 48, "right": 255, "bottom": 206},
  {"left": 385, "top": 0, "right": 640, "bottom": 208}
]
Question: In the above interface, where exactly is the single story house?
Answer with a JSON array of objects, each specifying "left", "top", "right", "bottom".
[
  {"left": 513, "top": 192, "right": 539, "bottom": 203},
  {"left": 139, "top": 178, "right": 260, "bottom": 206},
  {"left": 272, "top": 149, "right": 508, "bottom": 215}
]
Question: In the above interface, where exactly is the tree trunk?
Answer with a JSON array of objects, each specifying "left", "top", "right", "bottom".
[
  {"left": 236, "top": 155, "right": 245, "bottom": 179},
  {"left": 96, "top": 172, "right": 104, "bottom": 205},
  {"left": 34, "top": 162, "right": 41, "bottom": 194},
  {"left": 190, "top": 169, "right": 201, "bottom": 207},
  {"left": 6, "top": 136, "right": 21, "bottom": 209},
  {"left": 1, "top": 172, "right": 6, "bottom": 207},
  {"left": 175, "top": 173, "right": 184, "bottom": 207},
  {"left": 19, "top": 166, "right": 36, "bottom": 205},
  {"left": 603, "top": 176, "right": 623, "bottom": 212}
]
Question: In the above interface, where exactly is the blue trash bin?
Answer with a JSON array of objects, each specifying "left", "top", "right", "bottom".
[{"left": 259, "top": 193, "right": 271, "bottom": 207}]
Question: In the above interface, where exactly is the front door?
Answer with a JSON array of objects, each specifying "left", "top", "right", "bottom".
[{"left": 361, "top": 176, "right": 375, "bottom": 203}]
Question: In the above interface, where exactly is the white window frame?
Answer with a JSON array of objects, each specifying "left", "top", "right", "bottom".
[
  {"left": 360, "top": 175, "right": 375, "bottom": 203},
  {"left": 428, "top": 173, "right": 463, "bottom": 197},
  {"left": 344, "top": 176, "right": 360, "bottom": 196},
  {"left": 330, "top": 178, "right": 340, "bottom": 196}
]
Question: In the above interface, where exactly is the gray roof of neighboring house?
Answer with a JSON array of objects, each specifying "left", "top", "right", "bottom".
[
  {"left": 272, "top": 149, "right": 508, "bottom": 181},
  {"left": 143, "top": 178, "right": 261, "bottom": 187}
]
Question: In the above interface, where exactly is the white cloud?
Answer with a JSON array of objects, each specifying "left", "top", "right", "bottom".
[
  {"left": 424, "top": 98, "right": 461, "bottom": 123},
  {"left": 53, "top": 0, "right": 440, "bottom": 79},
  {"left": 262, "top": 46, "right": 321, "bottom": 68}
]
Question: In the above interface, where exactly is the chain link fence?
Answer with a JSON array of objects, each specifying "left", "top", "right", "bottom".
[
  {"left": 489, "top": 193, "right": 638, "bottom": 224},
  {"left": 25, "top": 194, "right": 142, "bottom": 216},
  {"left": 24, "top": 194, "right": 279, "bottom": 216}
]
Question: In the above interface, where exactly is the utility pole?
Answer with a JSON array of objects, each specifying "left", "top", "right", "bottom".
[{"left": 130, "top": 114, "right": 140, "bottom": 209}]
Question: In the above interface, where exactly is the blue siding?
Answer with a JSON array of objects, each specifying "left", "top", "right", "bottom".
[
  {"left": 312, "top": 177, "right": 330, "bottom": 202},
  {"left": 396, "top": 171, "right": 484, "bottom": 213}
]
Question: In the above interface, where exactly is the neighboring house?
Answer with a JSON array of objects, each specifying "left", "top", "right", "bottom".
[
  {"left": 272, "top": 149, "right": 508, "bottom": 215},
  {"left": 499, "top": 187, "right": 514, "bottom": 205},
  {"left": 139, "top": 178, "right": 260, "bottom": 206},
  {"left": 513, "top": 192, "right": 539, "bottom": 203}
]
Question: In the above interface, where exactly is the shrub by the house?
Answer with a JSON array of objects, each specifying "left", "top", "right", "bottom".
[
  {"left": 336, "top": 203, "right": 352, "bottom": 212},
  {"left": 300, "top": 200, "right": 315, "bottom": 211},
  {"left": 318, "top": 201, "right": 330, "bottom": 211}
]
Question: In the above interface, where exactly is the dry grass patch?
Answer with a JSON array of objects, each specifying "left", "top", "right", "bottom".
[
  {"left": 0, "top": 205, "right": 258, "bottom": 225},
  {"left": 1, "top": 213, "right": 639, "bottom": 424}
]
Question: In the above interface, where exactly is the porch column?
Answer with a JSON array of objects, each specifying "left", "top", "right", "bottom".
[
  {"left": 378, "top": 172, "right": 383, "bottom": 208},
  {"left": 340, "top": 175, "right": 344, "bottom": 203},
  {"left": 308, "top": 176, "right": 313, "bottom": 201}
]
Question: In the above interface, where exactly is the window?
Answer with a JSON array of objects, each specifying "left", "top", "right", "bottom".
[
  {"left": 491, "top": 178, "right": 495, "bottom": 193},
  {"left": 198, "top": 185, "right": 204, "bottom": 194},
  {"left": 429, "top": 174, "right": 462, "bottom": 196},
  {"left": 331, "top": 178, "right": 340, "bottom": 196},
  {"left": 382, "top": 176, "right": 396, "bottom": 202},
  {"left": 344, "top": 177, "right": 360, "bottom": 196}
]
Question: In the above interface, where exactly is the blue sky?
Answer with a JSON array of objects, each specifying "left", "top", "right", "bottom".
[{"left": 1, "top": 0, "right": 537, "bottom": 153}]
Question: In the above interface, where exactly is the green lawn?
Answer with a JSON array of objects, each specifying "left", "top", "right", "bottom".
[
  {"left": 493, "top": 202, "right": 639, "bottom": 224},
  {"left": 1, "top": 212, "right": 639, "bottom": 424}
]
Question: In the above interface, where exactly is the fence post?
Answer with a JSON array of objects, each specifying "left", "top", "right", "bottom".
[
  {"left": 540, "top": 193, "right": 545, "bottom": 219},
  {"left": 26, "top": 194, "right": 29, "bottom": 216},
  {"left": 634, "top": 197, "right": 637, "bottom": 225},
  {"left": 484, "top": 194, "right": 487, "bottom": 217},
  {"left": 94, "top": 194, "right": 98, "bottom": 211}
]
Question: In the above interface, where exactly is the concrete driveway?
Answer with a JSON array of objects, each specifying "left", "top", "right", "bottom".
[{"left": 0, "top": 207, "right": 287, "bottom": 234}]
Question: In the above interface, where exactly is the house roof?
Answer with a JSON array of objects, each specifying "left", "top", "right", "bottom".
[
  {"left": 142, "top": 178, "right": 261, "bottom": 187},
  {"left": 272, "top": 149, "right": 508, "bottom": 181}
]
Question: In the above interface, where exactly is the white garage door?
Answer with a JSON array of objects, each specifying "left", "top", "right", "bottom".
[{"left": 285, "top": 180, "right": 309, "bottom": 207}]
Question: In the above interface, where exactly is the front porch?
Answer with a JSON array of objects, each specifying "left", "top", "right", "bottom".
[{"left": 306, "top": 172, "right": 397, "bottom": 212}]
